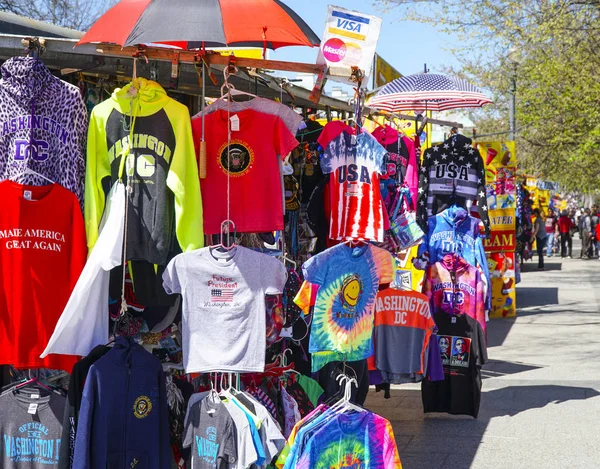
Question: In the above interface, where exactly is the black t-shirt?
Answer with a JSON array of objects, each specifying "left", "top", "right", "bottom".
[{"left": 421, "top": 313, "right": 487, "bottom": 418}]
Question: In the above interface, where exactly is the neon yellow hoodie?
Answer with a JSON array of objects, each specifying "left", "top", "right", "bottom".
[{"left": 85, "top": 78, "right": 203, "bottom": 264}]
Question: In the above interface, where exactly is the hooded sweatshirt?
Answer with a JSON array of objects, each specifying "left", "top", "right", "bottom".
[
  {"left": 417, "top": 134, "right": 490, "bottom": 236},
  {"left": 85, "top": 78, "right": 203, "bottom": 265},
  {"left": 73, "top": 336, "right": 171, "bottom": 469},
  {"left": 419, "top": 206, "right": 491, "bottom": 308},
  {"left": 0, "top": 57, "right": 88, "bottom": 205}
]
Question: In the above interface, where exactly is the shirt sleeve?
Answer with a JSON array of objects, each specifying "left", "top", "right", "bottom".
[
  {"left": 220, "top": 417, "right": 238, "bottom": 467},
  {"left": 474, "top": 151, "right": 491, "bottom": 236},
  {"left": 182, "top": 404, "right": 197, "bottom": 449},
  {"left": 301, "top": 251, "right": 329, "bottom": 286},
  {"left": 162, "top": 255, "right": 183, "bottom": 295},
  {"left": 417, "top": 148, "right": 432, "bottom": 230},
  {"left": 370, "top": 136, "right": 389, "bottom": 175},
  {"left": 383, "top": 420, "right": 403, "bottom": 468},
  {"left": 262, "top": 256, "right": 287, "bottom": 293},
  {"left": 293, "top": 281, "right": 317, "bottom": 316},
  {"left": 274, "top": 117, "right": 300, "bottom": 160}
]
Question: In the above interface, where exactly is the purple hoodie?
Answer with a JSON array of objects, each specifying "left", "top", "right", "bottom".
[{"left": 0, "top": 56, "right": 87, "bottom": 205}]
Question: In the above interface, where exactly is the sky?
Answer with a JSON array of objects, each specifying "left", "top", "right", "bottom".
[{"left": 271, "top": 1, "right": 462, "bottom": 78}]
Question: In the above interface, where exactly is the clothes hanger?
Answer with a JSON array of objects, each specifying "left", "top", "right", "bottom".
[
  {"left": 210, "top": 220, "right": 237, "bottom": 255},
  {"left": 13, "top": 167, "right": 55, "bottom": 185}
]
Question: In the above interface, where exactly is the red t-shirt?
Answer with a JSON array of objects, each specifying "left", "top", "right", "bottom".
[
  {"left": 0, "top": 182, "right": 86, "bottom": 370},
  {"left": 193, "top": 109, "right": 298, "bottom": 234}
]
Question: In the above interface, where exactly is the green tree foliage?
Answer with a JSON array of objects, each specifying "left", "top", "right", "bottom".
[{"left": 378, "top": 0, "right": 600, "bottom": 190}]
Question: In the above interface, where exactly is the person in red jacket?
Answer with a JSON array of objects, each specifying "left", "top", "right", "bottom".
[{"left": 558, "top": 210, "right": 575, "bottom": 258}]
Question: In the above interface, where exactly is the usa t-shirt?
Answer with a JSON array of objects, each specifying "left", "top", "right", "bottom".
[
  {"left": 320, "top": 128, "right": 388, "bottom": 242},
  {"left": 302, "top": 243, "right": 394, "bottom": 372},
  {"left": 193, "top": 109, "right": 298, "bottom": 234}
]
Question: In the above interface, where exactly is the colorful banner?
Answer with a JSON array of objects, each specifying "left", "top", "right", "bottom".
[
  {"left": 477, "top": 141, "right": 517, "bottom": 318},
  {"left": 374, "top": 53, "right": 402, "bottom": 88},
  {"left": 318, "top": 5, "right": 383, "bottom": 83},
  {"left": 486, "top": 252, "right": 517, "bottom": 318}
]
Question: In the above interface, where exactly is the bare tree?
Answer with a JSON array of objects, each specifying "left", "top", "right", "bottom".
[{"left": 0, "top": 0, "right": 117, "bottom": 31}]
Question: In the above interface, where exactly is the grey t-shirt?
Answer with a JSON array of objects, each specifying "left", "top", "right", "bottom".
[
  {"left": 163, "top": 246, "right": 287, "bottom": 373},
  {"left": 0, "top": 390, "right": 66, "bottom": 468},
  {"left": 183, "top": 398, "right": 237, "bottom": 469}
]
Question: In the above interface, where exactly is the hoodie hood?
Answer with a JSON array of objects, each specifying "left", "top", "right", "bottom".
[
  {"left": 441, "top": 205, "right": 469, "bottom": 227},
  {"left": 112, "top": 77, "right": 170, "bottom": 117},
  {"left": 109, "top": 335, "right": 156, "bottom": 369},
  {"left": 0, "top": 56, "right": 57, "bottom": 104},
  {"left": 445, "top": 133, "right": 473, "bottom": 150},
  {"left": 440, "top": 253, "right": 470, "bottom": 274}
]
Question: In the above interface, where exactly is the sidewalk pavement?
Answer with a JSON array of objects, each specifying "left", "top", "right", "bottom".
[{"left": 365, "top": 242, "right": 600, "bottom": 469}]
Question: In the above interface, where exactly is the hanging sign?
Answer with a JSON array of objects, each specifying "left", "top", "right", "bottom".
[
  {"left": 318, "top": 5, "right": 383, "bottom": 84},
  {"left": 486, "top": 252, "right": 516, "bottom": 318},
  {"left": 374, "top": 53, "right": 402, "bottom": 88}
]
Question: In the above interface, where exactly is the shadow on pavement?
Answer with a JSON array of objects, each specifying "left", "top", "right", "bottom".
[
  {"left": 521, "top": 262, "right": 562, "bottom": 272},
  {"left": 516, "top": 287, "right": 559, "bottom": 310},
  {"left": 366, "top": 385, "right": 600, "bottom": 469},
  {"left": 487, "top": 317, "right": 516, "bottom": 347},
  {"left": 480, "top": 359, "right": 541, "bottom": 380}
]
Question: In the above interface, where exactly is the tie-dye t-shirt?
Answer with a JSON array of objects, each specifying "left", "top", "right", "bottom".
[
  {"left": 295, "top": 412, "right": 402, "bottom": 469},
  {"left": 320, "top": 127, "right": 388, "bottom": 242},
  {"left": 302, "top": 243, "right": 395, "bottom": 372}
]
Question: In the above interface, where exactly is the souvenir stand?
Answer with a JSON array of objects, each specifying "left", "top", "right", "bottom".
[{"left": 0, "top": 1, "right": 445, "bottom": 466}]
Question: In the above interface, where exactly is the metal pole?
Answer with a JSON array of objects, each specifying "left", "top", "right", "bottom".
[{"left": 509, "top": 64, "right": 517, "bottom": 141}]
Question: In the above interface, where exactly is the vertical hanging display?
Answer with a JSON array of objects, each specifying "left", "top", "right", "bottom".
[{"left": 475, "top": 141, "right": 518, "bottom": 318}]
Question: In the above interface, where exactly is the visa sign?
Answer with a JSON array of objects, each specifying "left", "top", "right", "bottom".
[{"left": 335, "top": 18, "right": 365, "bottom": 33}]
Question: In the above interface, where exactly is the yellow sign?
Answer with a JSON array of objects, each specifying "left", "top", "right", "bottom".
[
  {"left": 212, "top": 48, "right": 264, "bottom": 59},
  {"left": 486, "top": 252, "right": 516, "bottom": 318},
  {"left": 374, "top": 53, "right": 402, "bottom": 88},
  {"left": 489, "top": 209, "right": 516, "bottom": 231},
  {"left": 476, "top": 141, "right": 517, "bottom": 210}
]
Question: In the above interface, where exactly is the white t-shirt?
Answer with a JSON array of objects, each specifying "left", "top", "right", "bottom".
[
  {"left": 162, "top": 246, "right": 286, "bottom": 373},
  {"left": 41, "top": 182, "right": 125, "bottom": 358}
]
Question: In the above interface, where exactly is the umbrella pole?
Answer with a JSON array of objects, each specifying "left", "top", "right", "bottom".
[{"left": 199, "top": 52, "right": 207, "bottom": 179}]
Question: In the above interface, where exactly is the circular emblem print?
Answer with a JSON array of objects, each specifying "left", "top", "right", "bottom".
[
  {"left": 322, "top": 38, "right": 347, "bottom": 63},
  {"left": 218, "top": 140, "right": 254, "bottom": 177},
  {"left": 133, "top": 396, "right": 152, "bottom": 419}
]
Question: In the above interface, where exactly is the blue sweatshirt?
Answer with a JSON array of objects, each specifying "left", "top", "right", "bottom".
[
  {"left": 418, "top": 205, "right": 491, "bottom": 308},
  {"left": 73, "top": 336, "right": 171, "bottom": 469}
]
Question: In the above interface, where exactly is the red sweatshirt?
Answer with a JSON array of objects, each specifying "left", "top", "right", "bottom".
[
  {"left": 558, "top": 215, "right": 574, "bottom": 234},
  {"left": 0, "top": 181, "right": 86, "bottom": 370}
]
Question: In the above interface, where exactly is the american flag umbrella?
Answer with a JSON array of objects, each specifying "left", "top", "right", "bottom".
[
  {"left": 77, "top": 0, "right": 320, "bottom": 50},
  {"left": 369, "top": 73, "right": 493, "bottom": 112}
]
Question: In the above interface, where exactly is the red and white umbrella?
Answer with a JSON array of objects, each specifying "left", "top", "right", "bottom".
[{"left": 369, "top": 73, "right": 493, "bottom": 112}]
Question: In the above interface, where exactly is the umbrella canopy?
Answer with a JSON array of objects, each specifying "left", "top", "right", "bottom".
[
  {"left": 369, "top": 73, "right": 493, "bottom": 112},
  {"left": 78, "top": 0, "right": 320, "bottom": 50}
]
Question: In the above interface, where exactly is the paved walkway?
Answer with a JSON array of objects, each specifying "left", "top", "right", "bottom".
[{"left": 366, "top": 242, "right": 600, "bottom": 469}]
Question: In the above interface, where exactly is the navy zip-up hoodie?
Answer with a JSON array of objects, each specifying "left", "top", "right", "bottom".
[{"left": 73, "top": 336, "right": 171, "bottom": 469}]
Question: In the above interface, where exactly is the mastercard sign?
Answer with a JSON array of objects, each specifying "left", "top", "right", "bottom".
[{"left": 318, "top": 6, "right": 382, "bottom": 84}]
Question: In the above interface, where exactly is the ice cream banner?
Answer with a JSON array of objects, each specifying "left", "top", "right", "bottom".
[
  {"left": 475, "top": 141, "right": 517, "bottom": 210},
  {"left": 317, "top": 5, "right": 383, "bottom": 83},
  {"left": 489, "top": 275, "right": 517, "bottom": 318}
]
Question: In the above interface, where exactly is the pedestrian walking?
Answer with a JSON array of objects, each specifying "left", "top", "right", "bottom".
[
  {"left": 545, "top": 208, "right": 558, "bottom": 257},
  {"left": 532, "top": 208, "right": 547, "bottom": 270},
  {"left": 579, "top": 208, "right": 593, "bottom": 259},
  {"left": 595, "top": 214, "right": 600, "bottom": 260},
  {"left": 558, "top": 210, "right": 574, "bottom": 258},
  {"left": 591, "top": 207, "right": 599, "bottom": 258}
]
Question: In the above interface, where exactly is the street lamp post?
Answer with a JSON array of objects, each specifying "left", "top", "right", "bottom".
[{"left": 508, "top": 48, "right": 519, "bottom": 141}]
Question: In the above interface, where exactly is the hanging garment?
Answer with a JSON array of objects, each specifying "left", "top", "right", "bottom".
[
  {"left": 184, "top": 397, "right": 238, "bottom": 469},
  {"left": 0, "top": 181, "right": 86, "bottom": 371},
  {"left": 73, "top": 337, "right": 170, "bottom": 469},
  {"left": 199, "top": 96, "right": 303, "bottom": 135},
  {"left": 0, "top": 390, "right": 67, "bottom": 469},
  {"left": 394, "top": 245, "right": 425, "bottom": 292},
  {"left": 302, "top": 243, "right": 395, "bottom": 372},
  {"left": 58, "top": 345, "right": 111, "bottom": 469},
  {"left": 417, "top": 134, "right": 490, "bottom": 235},
  {"left": 423, "top": 255, "right": 487, "bottom": 336},
  {"left": 0, "top": 56, "right": 88, "bottom": 206},
  {"left": 373, "top": 288, "right": 436, "bottom": 383},
  {"left": 421, "top": 313, "right": 487, "bottom": 418},
  {"left": 42, "top": 182, "right": 125, "bottom": 359},
  {"left": 192, "top": 109, "right": 298, "bottom": 234},
  {"left": 372, "top": 124, "right": 419, "bottom": 205},
  {"left": 280, "top": 385, "right": 301, "bottom": 439},
  {"left": 418, "top": 205, "right": 491, "bottom": 307},
  {"left": 320, "top": 126, "right": 388, "bottom": 242},
  {"left": 162, "top": 246, "right": 287, "bottom": 373},
  {"left": 85, "top": 77, "right": 203, "bottom": 265},
  {"left": 316, "top": 120, "right": 357, "bottom": 149}
]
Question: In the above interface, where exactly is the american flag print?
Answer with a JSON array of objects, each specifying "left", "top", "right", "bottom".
[{"left": 210, "top": 288, "right": 234, "bottom": 302}]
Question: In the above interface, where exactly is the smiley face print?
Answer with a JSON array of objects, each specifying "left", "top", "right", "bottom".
[{"left": 341, "top": 274, "right": 363, "bottom": 308}]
